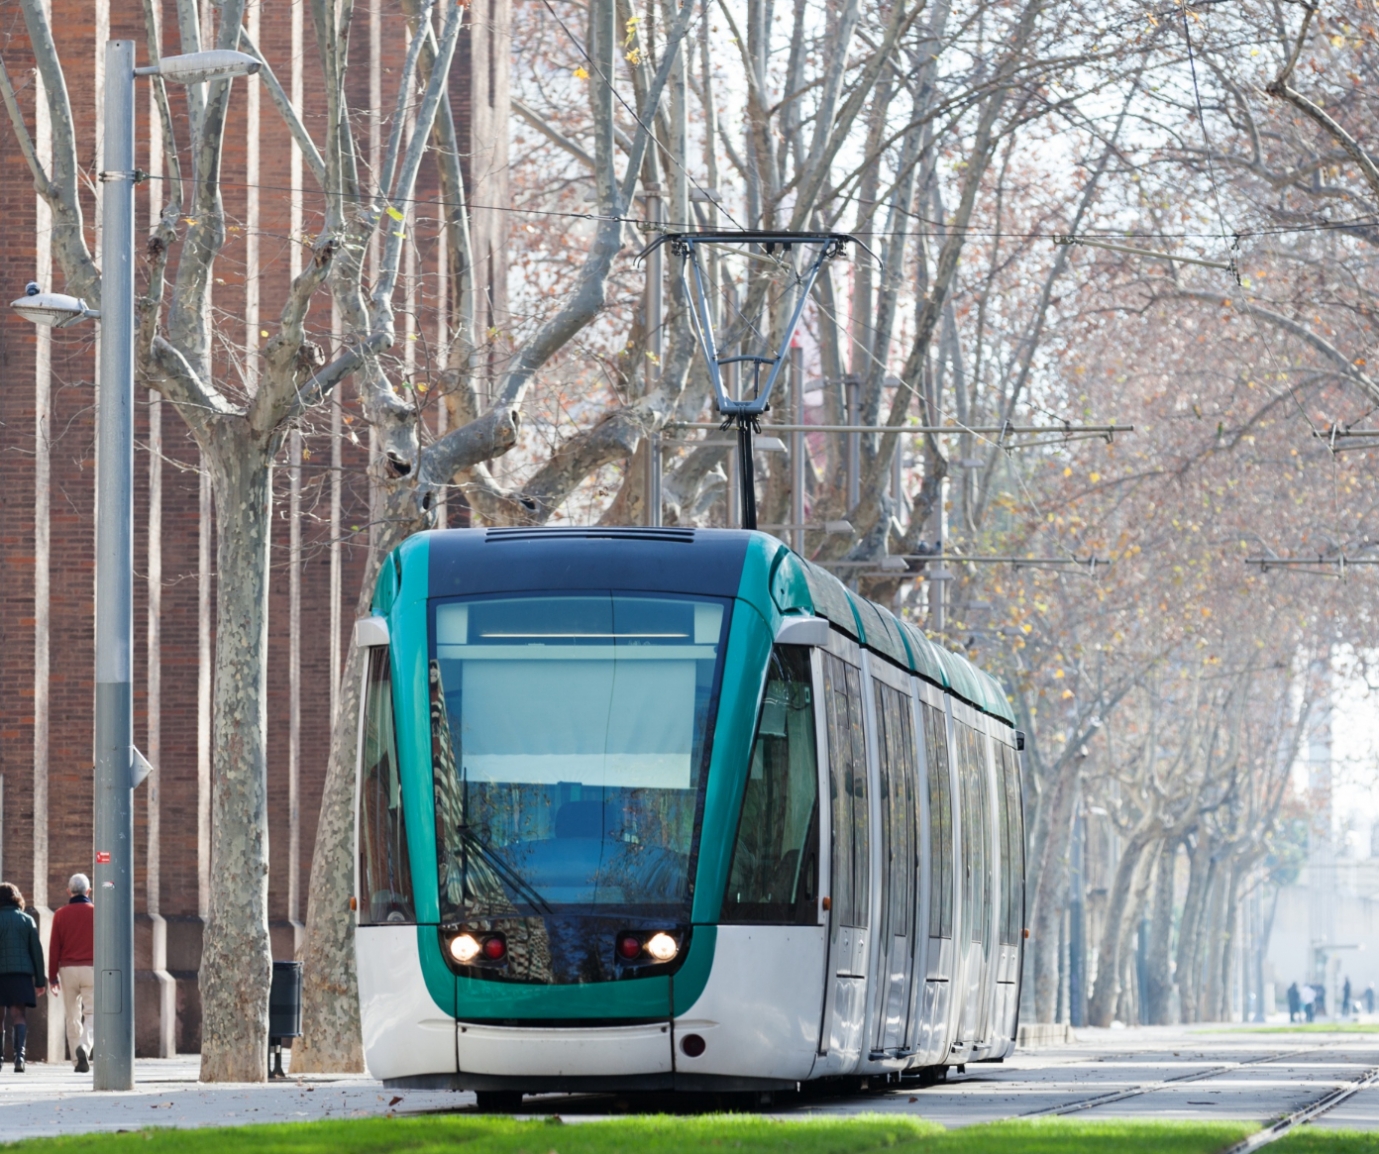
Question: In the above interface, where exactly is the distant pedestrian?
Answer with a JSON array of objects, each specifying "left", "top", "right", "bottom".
[
  {"left": 1301, "top": 982, "right": 1316, "bottom": 1023},
  {"left": 48, "top": 874, "right": 94, "bottom": 1072},
  {"left": 1344, "top": 977, "right": 1353, "bottom": 1018},
  {"left": 1316, "top": 984, "right": 1328, "bottom": 1018},
  {"left": 0, "top": 883, "right": 46, "bottom": 1072},
  {"left": 1288, "top": 982, "right": 1301, "bottom": 1022},
  {"left": 1366, "top": 984, "right": 1375, "bottom": 1015}
]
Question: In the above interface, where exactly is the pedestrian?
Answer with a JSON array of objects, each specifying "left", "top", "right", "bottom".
[
  {"left": 1301, "top": 982, "right": 1316, "bottom": 1023},
  {"left": 1287, "top": 981, "right": 1301, "bottom": 1022},
  {"left": 1344, "top": 976, "right": 1353, "bottom": 1018},
  {"left": 0, "top": 882, "right": 46, "bottom": 1072},
  {"left": 1366, "top": 984, "right": 1375, "bottom": 1015},
  {"left": 48, "top": 873, "right": 94, "bottom": 1072}
]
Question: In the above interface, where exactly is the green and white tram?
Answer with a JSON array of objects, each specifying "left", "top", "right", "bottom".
[{"left": 354, "top": 526, "right": 1025, "bottom": 1102}]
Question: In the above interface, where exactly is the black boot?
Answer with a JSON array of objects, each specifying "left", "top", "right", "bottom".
[{"left": 13, "top": 1023, "right": 26, "bottom": 1072}]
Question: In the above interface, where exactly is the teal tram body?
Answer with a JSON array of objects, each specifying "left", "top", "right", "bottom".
[{"left": 353, "top": 527, "right": 1025, "bottom": 1097}]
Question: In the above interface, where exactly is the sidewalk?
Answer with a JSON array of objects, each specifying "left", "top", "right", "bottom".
[{"left": 0, "top": 1057, "right": 472, "bottom": 1140}]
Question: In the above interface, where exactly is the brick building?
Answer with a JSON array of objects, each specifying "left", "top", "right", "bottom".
[{"left": 0, "top": 0, "right": 508, "bottom": 1060}]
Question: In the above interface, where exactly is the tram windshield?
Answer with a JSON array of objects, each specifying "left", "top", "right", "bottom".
[{"left": 428, "top": 593, "right": 728, "bottom": 923}]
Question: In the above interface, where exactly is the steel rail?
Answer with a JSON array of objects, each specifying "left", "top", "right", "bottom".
[
  {"left": 1220, "top": 1064, "right": 1379, "bottom": 1153},
  {"left": 1021, "top": 1045, "right": 1324, "bottom": 1119}
]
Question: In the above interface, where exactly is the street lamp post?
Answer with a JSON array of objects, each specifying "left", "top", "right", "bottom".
[
  {"left": 94, "top": 36, "right": 138, "bottom": 1094},
  {"left": 13, "top": 39, "right": 258, "bottom": 1092}
]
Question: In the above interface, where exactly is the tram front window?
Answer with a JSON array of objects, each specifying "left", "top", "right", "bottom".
[{"left": 429, "top": 594, "right": 728, "bottom": 927}]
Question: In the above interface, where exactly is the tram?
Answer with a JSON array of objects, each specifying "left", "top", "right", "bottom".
[{"left": 353, "top": 526, "right": 1025, "bottom": 1104}]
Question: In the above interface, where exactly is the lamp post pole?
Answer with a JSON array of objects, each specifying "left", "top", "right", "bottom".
[{"left": 93, "top": 37, "right": 137, "bottom": 1092}]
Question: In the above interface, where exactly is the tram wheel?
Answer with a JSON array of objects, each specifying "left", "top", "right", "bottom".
[{"left": 474, "top": 1090, "right": 525, "bottom": 1113}]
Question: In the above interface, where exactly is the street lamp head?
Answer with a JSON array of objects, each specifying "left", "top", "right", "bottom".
[
  {"left": 136, "top": 50, "right": 261, "bottom": 84},
  {"left": 11, "top": 287, "right": 98, "bottom": 328}
]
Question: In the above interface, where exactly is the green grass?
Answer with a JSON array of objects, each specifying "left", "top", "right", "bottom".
[
  {"left": 918, "top": 1119, "right": 1255, "bottom": 1153},
  {"left": 1273, "top": 1131, "right": 1379, "bottom": 1152},
  {"left": 0, "top": 1115, "right": 1265, "bottom": 1154},
  {"left": 3, "top": 1116, "right": 934, "bottom": 1154},
  {"left": 1206, "top": 1023, "right": 1379, "bottom": 1034}
]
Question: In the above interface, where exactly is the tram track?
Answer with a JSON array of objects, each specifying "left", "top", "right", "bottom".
[
  {"left": 1021, "top": 1043, "right": 1339, "bottom": 1119},
  {"left": 1219, "top": 1063, "right": 1379, "bottom": 1153}
]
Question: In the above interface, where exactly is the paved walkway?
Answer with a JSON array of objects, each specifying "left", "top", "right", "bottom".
[
  {"left": 0, "top": 1057, "right": 468, "bottom": 1140},
  {"left": 1, "top": 1026, "right": 1377, "bottom": 1139}
]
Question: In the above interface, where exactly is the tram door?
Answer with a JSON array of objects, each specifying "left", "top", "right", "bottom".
[
  {"left": 992, "top": 739, "right": 1026, "bottom": 1043},
  {"left": 955, "top": 710, "right": 994, "bottom": 1049},
  {"left": 869, "top": 666, "right": 918, "bottom": 1056},
  {"left": 914, "top": 686, "right": 956, "bottom": 1064},
  {"left": 817, "top": 650, "right": 870, "bottom": 1067}
]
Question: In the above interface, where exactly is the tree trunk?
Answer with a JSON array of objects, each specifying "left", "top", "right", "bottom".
[
  {"left": 197, "top": 425, "right": 279, "bottom": 1082},
  {"left": 1213, "top": 865, "right": 1246, "bottom": 1020},
  {"left": 1030, "top": 763, "right": 1078, "bottom": 1023},
  {"left": 1142, "top": 840, "right": 1178, "bottom": 1024},
  {"left": 1175, "top": 832, "right": 1212, "bottom": 1023},
  {"left": 294, "top": 485, "right": 423, "bottom": 1072},
  {"left": 1196, "top": 854, "right": 1230, "bottom": 1020},
  {"left": 1257, "top": 883, "right": 1279, "bottom": 1022},
  {"left": 1086, "top": 822, "right": 1154, "bottom": 1028}
]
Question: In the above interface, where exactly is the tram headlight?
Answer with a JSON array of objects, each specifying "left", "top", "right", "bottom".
[
  {"left": 645, "top": 932, "right": 679, "bottom": 962},
  {"left": 449, "top": 933, "right": 482, "bottom": 963}
]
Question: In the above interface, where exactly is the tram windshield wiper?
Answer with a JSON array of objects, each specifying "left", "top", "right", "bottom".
[{"left": 455, "top": 825, "right": 555, "bottom": 916}]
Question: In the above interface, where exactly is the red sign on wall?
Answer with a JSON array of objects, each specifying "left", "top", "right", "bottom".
[{"left": 95, "top": 852, "right": 111, "bottom": 864}]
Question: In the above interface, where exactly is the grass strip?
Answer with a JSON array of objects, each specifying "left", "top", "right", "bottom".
[
  {"left": 1273, "top": 1131, "right": 1379, "bottom": 1152},
  {"left": 0, "top": 1114, "right": 937, "bottom": 1154},
  {"left": 924, "top": 1119, "right": 1255, "bottom": 1153},
  {"left": 0, "top": 1114, "right": 1264, "bottom": 1154},
  {"left": 1208, "top": 1025, "right": 1379, "bottom": 1034}
]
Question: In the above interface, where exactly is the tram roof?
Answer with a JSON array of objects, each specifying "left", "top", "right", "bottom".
[
  {"left": 414, "top": 526, "right": 1015, "bottom": 728},
  {"left": 790, "top": 551, "right": 1016, "bottom": 727}
]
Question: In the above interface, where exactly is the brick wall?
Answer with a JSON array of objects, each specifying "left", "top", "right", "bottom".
[{"left": 0, "top": 0, "right": 507, "bottom": 1059}]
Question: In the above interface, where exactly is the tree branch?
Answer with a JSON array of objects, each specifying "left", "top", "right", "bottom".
[
  {"left": 1166, "top": 289, "right": 1379, "bottom": 405},
  {"left": 0, "top": 53, "right": 56, "bottom": 199},
  {"left": 250, "top": 235, "right": 339, "bottom": 433},
  {"left": 237, "top": 24, "right": 327, "bottom": 189},
  {"left": 16, "top": 0, "right": 100, "bottom": 307}
]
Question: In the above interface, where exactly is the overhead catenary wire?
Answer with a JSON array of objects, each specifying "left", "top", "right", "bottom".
[{"left": 102, "top": 171, "right": 1379, "bottom": 244}]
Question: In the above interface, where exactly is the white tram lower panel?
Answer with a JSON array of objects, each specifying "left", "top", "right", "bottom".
[
  {"left": 674, "top": 925, "right": 827, "bottom": 1082},
  {"left": 357, "top": 926, "right": 458, "bottom": 1081}
]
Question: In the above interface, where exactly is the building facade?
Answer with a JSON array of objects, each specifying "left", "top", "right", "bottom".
[{"left": 0, "top": 0, "right": 507, "bottom": 1060}]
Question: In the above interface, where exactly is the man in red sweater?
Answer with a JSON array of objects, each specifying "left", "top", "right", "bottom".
[{"left": 48, "top": 874, "right": 94, "bottom": 1072}]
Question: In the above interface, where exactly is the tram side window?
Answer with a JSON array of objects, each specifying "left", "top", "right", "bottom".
[
  {"left": 998, "top": 744, "right": 1025, "bottom": 946},
  {"left": 922, "top": 703, "right": 952, "bottom": 940},
  {"left": 358, "top": 646, "right": 415, "bottom": 924},
  {"left": 723, "top": 646, "right": 820, "bottom": 924},
  {"left": 823, "top": 654, "right": 869, "bottom": 929},
  {"left": 874, "top": 682, "right": 916, "bottom": 941}
]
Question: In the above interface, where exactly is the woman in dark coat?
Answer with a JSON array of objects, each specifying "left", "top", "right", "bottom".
[{"left": 0, "top": 882, "right": 47, "bottom": 1072}]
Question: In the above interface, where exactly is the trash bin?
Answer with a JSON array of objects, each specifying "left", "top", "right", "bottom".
[{"left": 268, "top": 960, "right": 302, "bottom": 1078}]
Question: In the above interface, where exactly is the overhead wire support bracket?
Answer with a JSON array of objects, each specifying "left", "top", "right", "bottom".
[
  {"left": 642, "top": 229, "right": 855, "bottom": 530},
  {"left": 664, "top": 421, "right": 1132, "bottom": 443},
  {"left": 1054, "top": 234, "right": 1239, "bottom": 282},
  {"left": 1315, "top": 425, "right": 1379, "bottom": 452},
  {"left": 1246, "top": 553, "right": 1379, "bottom": 576}
]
